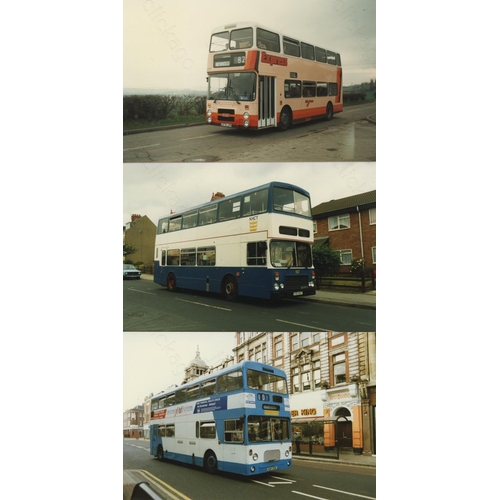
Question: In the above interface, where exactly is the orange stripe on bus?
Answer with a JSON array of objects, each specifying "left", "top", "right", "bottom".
[{"left": 244, "top": 50, "right": 259, "bottom": 71}]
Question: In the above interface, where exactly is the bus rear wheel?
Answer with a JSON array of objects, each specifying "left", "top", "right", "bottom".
[
  {"left": 167, "top": 273, "right": 176, "bottom": 292},
  {"left": 157, "top": 444, "right": 164, "bottom": 461},
  {"left": 222, "top": 276, "right": 238, "bottom": 301},
  {"left": 326, "top": 102, "right": 334, "bottom": 121},
  {"left": 279, "top": 107, "right": 292, "bottom": 131},
  {"left": 204, "top": 451, "right": 218, "bottom": 474}
]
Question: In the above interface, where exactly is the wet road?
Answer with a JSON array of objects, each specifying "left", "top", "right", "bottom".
[
  {"left": 123, "top": 103, "right": 375, "bottom": 163},
  {"left": 123, "top": 279, "right": 376, "bottom": 332}
]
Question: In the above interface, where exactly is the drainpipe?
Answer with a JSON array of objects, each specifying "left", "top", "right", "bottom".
[{"left": 357, "top": 206, "right": 365, "bottom": 269}]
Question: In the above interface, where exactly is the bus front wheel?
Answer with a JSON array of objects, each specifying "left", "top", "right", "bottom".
[
  {"left": 222, "top": 276, "right": 238, "bottom": 301},
  {"left": 204, "top": 451, "right": 218, "bottom": 474},
  {"left": 279, "top": 107, "right": 292, "bottom": 131},
  {"left": 157, "top": 444, "right": 164, "bottom": 461},
  {"left": 167, "top": 273, "right": 176, "bottom": 292}
]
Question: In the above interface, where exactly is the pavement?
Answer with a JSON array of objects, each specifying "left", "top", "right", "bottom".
[{"left": 138, "top": 274, "right": 375, "bottom": 310}]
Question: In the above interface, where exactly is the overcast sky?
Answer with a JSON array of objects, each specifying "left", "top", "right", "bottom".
[
  {"left": 124, "top": 0, "right": 375, "bottom": 91},
  {"left": 124, "top": 332, "right": 241, "bottom": 410},
  {"left": 123, "top": 162, "right": 375, "bottom": 226}
]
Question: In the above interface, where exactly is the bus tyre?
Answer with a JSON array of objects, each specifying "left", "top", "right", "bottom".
[
  {"left": 222, "top": 276, "right": 238, "bottom": 301},
  {"left": 167, "top": 273, "right": 176, "bottom": 292},
  {"left": 157, "top": 445, "right": 164, "bottom": 461},
  {"left": 326, "top": 102, "right": 334, "bottom": 121},
  {"left": 279, "top": 107, "right": 292, "bottom": 131},
  {"left": 204, "top": 451, "right": 218, "bottom": 474}
]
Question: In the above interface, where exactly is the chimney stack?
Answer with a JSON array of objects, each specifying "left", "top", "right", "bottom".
[{"left": 210, "top": 191, "right": 225, "bottom": 201}]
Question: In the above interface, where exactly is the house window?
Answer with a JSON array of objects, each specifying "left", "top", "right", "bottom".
[
  {"left": 301, "top": 372, "right": 311, "bottom": 391},
  {"left": 372, "top": 247, "right": 376, "bottom": 264},
  {"left": 313, "top": 361, "right": 321, "bottom": 388},
  {"left": 274, "top": 336, "right": 283, "bottom": 358},
  {"left": 300, "top": 332, "right": 310, "bottom": 348},
  {"left": 332, "top": 353, "right": 346, "bottom": 385},
  {"left": 330, "top": 334, "right": 346, "bottom": 348},
  {"left": 328, "top": 214, "right": 350, "bottom": 230},
  {"left": 369, "top": 208, "right": 376, "bottom": 225},
  {"left": 255, "top": 346, "right": 261, "bottom": 363},
  {"left": 291, "top": 334, "right": 299, "bottom": 351},
  {"left": 339, "top": 249, "right": 353, "bottom": 265}
]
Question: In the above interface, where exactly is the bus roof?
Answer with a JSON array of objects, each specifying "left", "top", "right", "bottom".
[
  {"left": 210, "top": 22, "right": 340, "bottom": 57},
  {"left": 151, "top": 360, "right": 287, "bottom": 400},
  {"left": 158, "top": 181, "right": 311, "bottom": 220}
]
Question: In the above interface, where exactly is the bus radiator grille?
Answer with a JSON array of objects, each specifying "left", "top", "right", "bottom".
[
  {"left": 285, "top": 275, "right": 308, "bottom": 291},
  {"left": 217, "top": 108, "right": 235, "bottom": 122},
  {"left": 263, "top": 449, "right": 281, "bottom": 462}
]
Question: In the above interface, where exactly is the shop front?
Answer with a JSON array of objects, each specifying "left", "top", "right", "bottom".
[{"left": 290, "top": 386, "right": 364, "bottom": 457}]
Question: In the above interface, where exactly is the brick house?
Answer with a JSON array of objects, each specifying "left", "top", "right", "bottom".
[
  {"left": 123, "top": 405, "right": 144, "bottom": 438},
  {"left": 123, "top": 214, "right": 157, "bottom": 265},
  {"left": 312, "top": 190, "right": 376, "bottom": 271}
]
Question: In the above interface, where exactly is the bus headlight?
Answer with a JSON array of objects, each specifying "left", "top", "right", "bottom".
[
  {"left": 309, "top": 281, "right": 315, "bottom": 287},
  {"left": 207, "top": 109, "right": 212, "bottom": 116},
  {"left": 207, "top": 116, "right": 212, "bottom": 123},
  {"left": 250, "top": 466, "right": 255, "bottom": 472},
  {"left": 280, "top": 283, "right": 284, "bottom": 289},
  {"left": 244, "top": 120, "right": 249, "bottom": 127},
  {"left": 285, "top": 450, "right": 290, "bottom": 457},
  {"left": 243, "top": 112, "right": 249, "bottom": 119},
  {"left": 274, "top": 283, "right": 280, "bottom": 291},
  {"left": 252, "top": 453, "right": 259, "bottom": 461}
]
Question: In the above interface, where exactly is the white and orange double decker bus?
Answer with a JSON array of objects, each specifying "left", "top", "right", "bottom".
[{"left": 206, "top": 22, "right": 342, "bottom": 131}]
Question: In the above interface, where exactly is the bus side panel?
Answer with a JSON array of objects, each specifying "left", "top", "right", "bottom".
[{"left": 154, "top": 261, "right": 166, "bottom": 286}]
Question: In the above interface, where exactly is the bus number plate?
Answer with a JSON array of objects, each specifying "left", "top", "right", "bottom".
[
  {"left": 293, "top": 291, "right": 303, "bottom": 296},
  {"left": 220, "top": 123, "right": 232, "bottom": 128},
  {"left": 267, "top": 466, "right": 278, "bottom": 471}
]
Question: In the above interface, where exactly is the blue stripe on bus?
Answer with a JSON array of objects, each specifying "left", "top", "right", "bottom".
[
  {"left": 154, "top": 262, "right": 314, "bottom": 299},
  {"left": 152, "top": 445, "right": 292, "bottom": 475}
]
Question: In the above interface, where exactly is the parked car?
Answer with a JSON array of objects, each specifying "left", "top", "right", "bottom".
[{"left": 123, "top": 264, "right": 141, "bottom": 279}]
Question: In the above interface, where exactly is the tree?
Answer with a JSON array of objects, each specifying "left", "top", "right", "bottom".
[
  {"left": 123, "top": 243, "right": 137, "bottom": 259},
  {"left": 312, "top": 246, "right": 341, "bottom": 279}
]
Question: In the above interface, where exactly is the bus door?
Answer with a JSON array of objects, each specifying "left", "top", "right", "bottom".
[{"left": 258, "top": 76, "right": 276, "bottom": 128}]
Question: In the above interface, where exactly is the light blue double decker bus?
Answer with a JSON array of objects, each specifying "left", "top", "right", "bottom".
[
  {"left": 149, "top": 361, "right": 292, "bottom": 476},
  {"left": 154, "top": 181, "right": 316, "bottom": 300}
]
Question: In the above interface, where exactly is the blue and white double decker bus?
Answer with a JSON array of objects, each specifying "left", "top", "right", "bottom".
[
  {"left": 154, "top": 181, "right": 316, "bottom": 300},
  {"left": 149, "top": 361, "right": 292, "bottom": 476}
]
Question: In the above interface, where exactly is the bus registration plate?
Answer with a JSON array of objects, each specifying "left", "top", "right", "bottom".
[
  {"left": 220, "top": 123, "right": 232, "bottom": 128},
  {"left": 267, "top": 466, "right": 278, "bottom": 471},
  {"left": 293, "top": 291, "right": 303, "bottom": 296}
]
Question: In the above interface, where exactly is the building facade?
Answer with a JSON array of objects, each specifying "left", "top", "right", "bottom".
[
  {"left": 312, "top": 190, "right": 376, "bottom": 271},
  {"left": 233, "top": 332, "right": 376, "bottom": 456},
  {"left": 123, "top": 405, "right": 145, "bottom": 438},
  {"left": 123, "top": 214, "right": 157, "bottom": 265}
]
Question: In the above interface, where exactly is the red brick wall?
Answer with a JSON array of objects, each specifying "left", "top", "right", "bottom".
[{"left": 315, "top": 209, "right": 376, "bottom": 268}]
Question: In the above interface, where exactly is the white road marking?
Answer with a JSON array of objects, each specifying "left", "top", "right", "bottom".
[
  {"left": 314, "top": 484, "right": 376, "bottom": 499},
  {"left": 276, "top": 319, "right": 330, "bottom": 331},
  {"left": 174, "top": 298, "right": 232, "bottom": 311},
  {"left": 127, "top": 288, "right": 156, "bottom": 295},
  {"left": 123, "top": 143, "right": 160, "bottom": 151},
  {"left": 270, "top": 475, "right": 296, "bottom": 482},
  {"left": 251, "top": 480, "right": 275, "bottom": 487},
  {"left": 292, "top": 492, "right": 327, "bottom": 499},
  {"left": 180, "top": 134, "right": 215, "bottom": 141}
]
